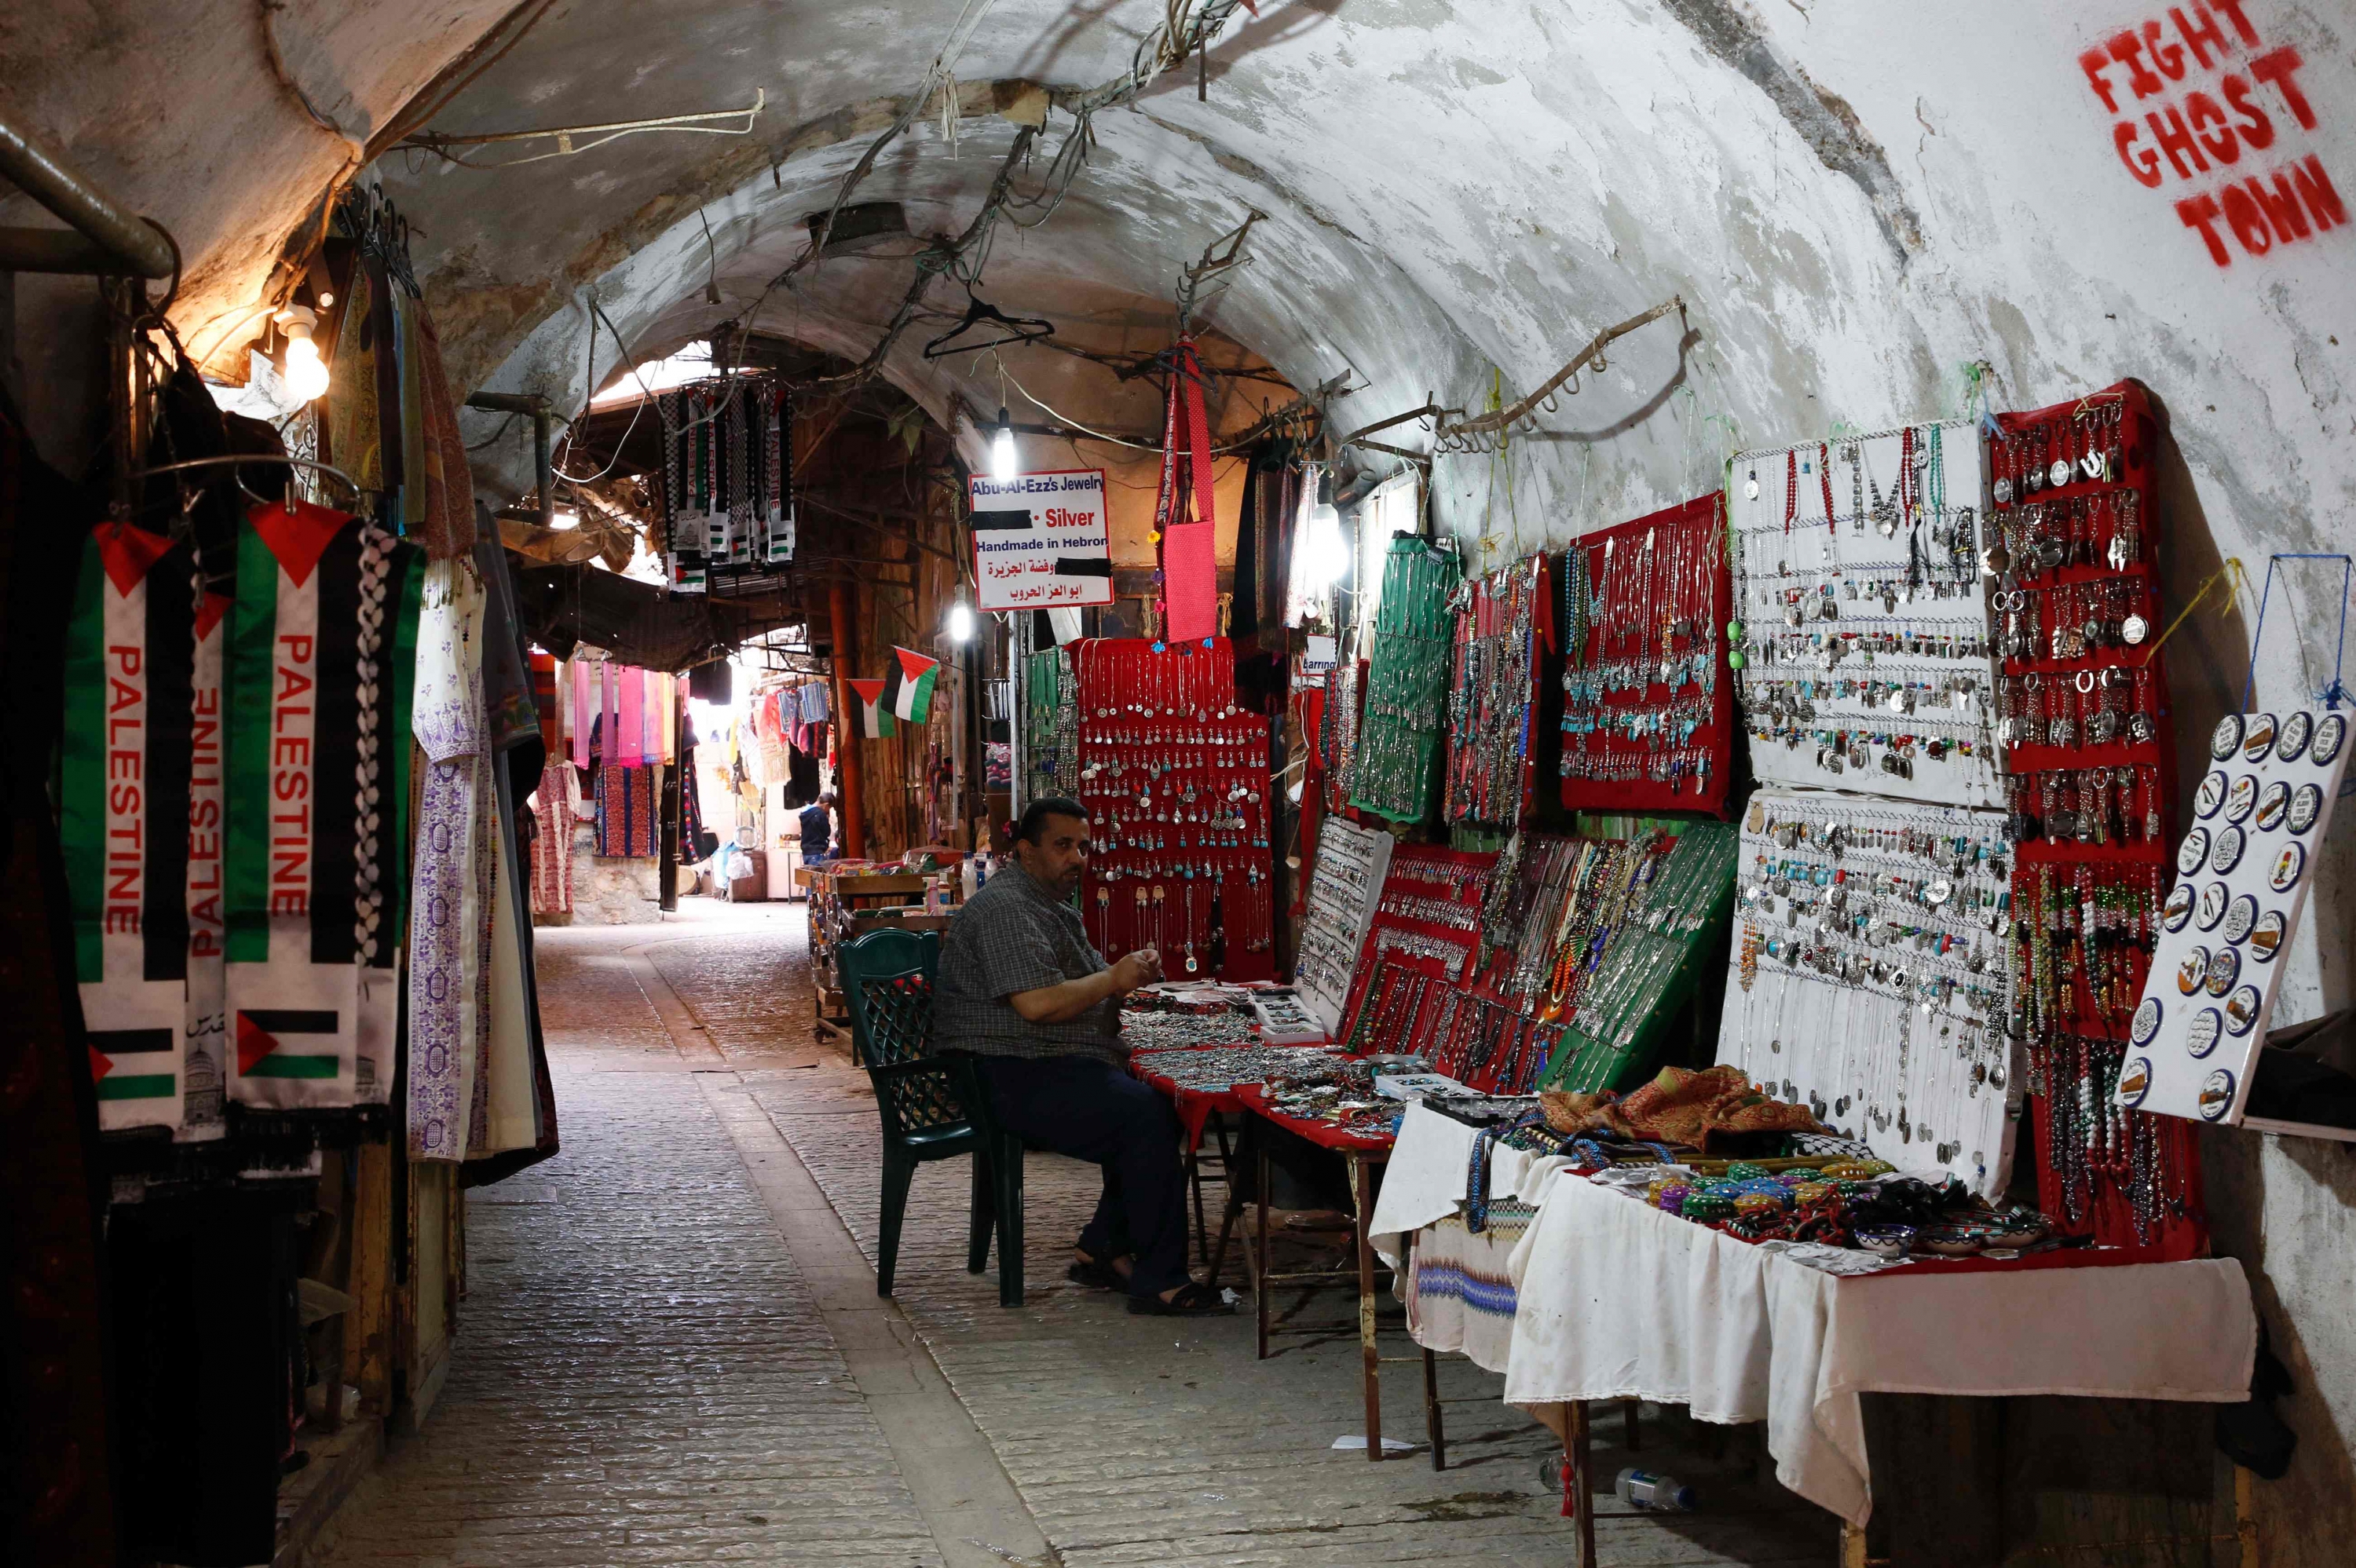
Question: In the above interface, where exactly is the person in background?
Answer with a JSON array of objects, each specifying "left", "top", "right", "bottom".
[
  {"left": 799, "top": 789, "right": 837, "bottom": 867},
  {"left": 934, "top": 797, "right": 1229, "bottom": 1317}
]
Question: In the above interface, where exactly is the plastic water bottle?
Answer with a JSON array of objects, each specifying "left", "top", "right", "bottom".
[{"left": 1615, "top": 1467, "right": 1696, "bottom": 1512}]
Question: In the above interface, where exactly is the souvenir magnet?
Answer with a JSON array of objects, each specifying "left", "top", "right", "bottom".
[
  {"left": 2289, "top": 783, "right": 2322, "bottom": 835},
  {"left": 2176, "top": 947, "right": 2210, "bottom": 996},
  {"left": 2117, "top": 1056, "right": 2154, "bottom": 1106},
  {"left": 2195, "top": 770, "right": 2228, "bottom": 818},
  {"left": 2255, "top": 780, "right": 2290, "bottom": 832},
  {"left": 2225, "top": 985, "right": 2263, "bottom": 1035},
  {"left": 2209, "top": 824, "right": 2245, "bottom": 875},
  {"left": 2211, "top": 714, "right": 2244, "bottom": 760},
  {"left": 2131, "top": 996, "right": 2164, "bottom": 1045},
  {"left": 2276, "top": 709, "right": 2313, "bottom": 762},
  {"left": 2250, "top": 910, "right": 2285, "bottom": 961},
  {"left": 2223, "top": 894, "right": 2258, "bottom": 945},
  {"left": 2160, "top": 883, "right": 2194, "bottom": 931},
  {"left": 2226, "top": 774, "right": 2256, "bottom": 824},
  {"left": 2186, "top": 1009, "right": 2224, "bottom": 1060},
  {"left": 2206, "top": 945, "right": 2241, "bottom": 997},
  {"left": 2314, "top": 712, "right": 2347, "bottom": 766},
  {"left": 2269, "top": 842, "right": 2306, "bottom": 892},
  {"left": 2176, "top": 828, "right": 2211, "bottom": 877},
  {"left": 2196, "top": 882, "right": 2229, "bottom": 930},
  {"left": 2243, "top": 712, "right": 2278, "bottom": 762},
  {"left": 2199, "top": 1069, "right": 2237, "bottom": 1122}
]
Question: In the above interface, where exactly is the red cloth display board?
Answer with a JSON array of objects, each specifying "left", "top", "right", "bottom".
[
  {"left": 1992, "top": 379, "right": 2204, "bottom": 1260},
  {"left": 1067, "top": 638, "right": 1275, "bottom": 981},
  {"left": 1232, "top": 1082, "right": 1397, "bottom": 1153},
  {"left": 1557, "top": 494, "right": 1735, "bottom": 816},
  {"left": 1333, "top": 844, "right": 1498, "bottom": 1054},
  {"left": 1130, "top": 1047, "right": 1250, "bottom": 1151}
]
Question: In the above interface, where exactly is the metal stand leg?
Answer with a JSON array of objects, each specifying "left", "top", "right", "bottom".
[
  {"left": 1568, "top": 1400, "right": 1597, "bottom": 1568},
  {"left": 1204, "top": 1117, "right": 1240, "bottom": 1289},
  {"left": 1350, "top": 1151, "right": 1381, "bottom": 1461},
  {"left": 1423, "top": 1347, "right": 1445, "bottom": 1471},
  {"left": 1253, "top": 1147, "right": 1271, "bottom": 1361},
  {"left": 1184, "top": 1142, "right": 1207, "bottom": 1266}
]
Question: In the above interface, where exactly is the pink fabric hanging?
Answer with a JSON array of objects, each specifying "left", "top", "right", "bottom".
[
  {"left": 600, "top": 662, "right": 620, "bottom": 764},
  {"left": 615, "top": 664, "right": 645, "bottom": 766},
  {"left": 571, "top": 659, "right": 592, "bottom": 768}
]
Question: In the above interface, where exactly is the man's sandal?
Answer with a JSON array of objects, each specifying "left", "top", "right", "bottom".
[
  {"left": 1126, "top": 1281, "right": 1233, "bottom": 1317},
  {"left": 1066, "top": 1252, "right": 1124, "bottom": 1290}
]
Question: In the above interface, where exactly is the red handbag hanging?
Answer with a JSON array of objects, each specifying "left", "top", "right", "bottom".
[{"left": 1154, "top": 337, "right": 1220, "bottom": 645}]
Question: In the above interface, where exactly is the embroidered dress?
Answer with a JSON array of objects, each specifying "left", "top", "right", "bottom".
[
  {"left": 222, "top": 502, "right": 421, "bottom": 1109},
  {"left": 62, "top": 522, "right": 195, "bottom": 1131},
  {"left": 529, "top": 757, "right": 576, "bottom": 914},
  {"left": 405, "top": 560, "right": 495, "bottom": 1157},
  {"left": 594, "top": 765, "right": 659, "bottom": 857}
]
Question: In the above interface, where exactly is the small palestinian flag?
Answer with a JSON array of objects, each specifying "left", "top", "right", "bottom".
[
  {"left": 883, "top": 646, "right": 941, "bottom": 726},
  {"left": 223, "top": 500, "right": 423, "bottom": 1108},
  {"left": 63, "top": 522, "right": 195, "bottom": 1131},
  {"left": 847, "top": 677, "right": 894, "bottom": 738}
]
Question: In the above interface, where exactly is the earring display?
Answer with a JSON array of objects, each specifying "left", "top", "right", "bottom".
[
  {"left": 1349, "top": 536, "right": 1461, "bottom": 823},
  {"left": 1068, "top": 638, "right": 1275, "bottom": 981},
  {"left": 1293, "top": 816, "right": 1393, "bottom": 1034},
  {"left": 1023, "top": 644, "right": 1077, "bottom": 802},
  {"left": 1714, "top": 788, "right": 2018, "bottom": 1195},
  {"left": 1447, "top": 553, "right": 1553, "bottom": 829},
  {"left": 1729, "top": 421, "right": 2003, "bottom": 809},
  {"left": 2117, "top": 706, "right": 2351, "bottom": 1128},
  {"left": 1323, "top": 649, "right": 1363, "bottom": 813},
  {"left": 1989, "top": 382, "right": 2201, "bottom": 1252},
  {"left": 1558, "top": 495, "right": 1735, "bottom": 815},
  {"left": 1336, "top": 844, "right": 1498, "bottom": 1056}
]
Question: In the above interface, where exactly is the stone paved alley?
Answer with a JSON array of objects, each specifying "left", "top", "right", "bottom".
[{"left": 311, "top": 905, "right": 1833, "bottom": 1567}]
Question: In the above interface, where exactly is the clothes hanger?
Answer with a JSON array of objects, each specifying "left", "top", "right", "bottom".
[{"left": 920, "top": 285, "right": 1054, "bottom": 360}]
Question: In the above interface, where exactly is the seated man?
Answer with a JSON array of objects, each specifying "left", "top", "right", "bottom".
[{"left": 935, "top": 797, "right": 1229, "bottom": 1316}]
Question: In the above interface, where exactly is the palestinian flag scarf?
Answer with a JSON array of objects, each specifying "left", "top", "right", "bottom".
[
  {"left": 63, "top": 522, "right": 195, "bottom": 1131},
  {"left": 883, "top": 646, "right": 940, "bottom": 726},
  {"left": 181, "top": 583, "right": 233, "bottom": 1138},
  {"left": 224, "top": 500, "right": 423, "bottom": 1109}
]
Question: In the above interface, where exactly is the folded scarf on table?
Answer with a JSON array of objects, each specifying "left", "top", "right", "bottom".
[{"left": 1541, "top": 1064, "right": 1822, "bottom": 1153}]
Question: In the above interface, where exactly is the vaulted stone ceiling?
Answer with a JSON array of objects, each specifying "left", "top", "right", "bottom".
[{"left": 5, "top": 1, "right": 2348, "bottom": 612}]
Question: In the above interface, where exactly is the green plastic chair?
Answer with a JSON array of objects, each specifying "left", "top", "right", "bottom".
[{"left": 837, "top": 929, "right": 994, "bottom": 1296}]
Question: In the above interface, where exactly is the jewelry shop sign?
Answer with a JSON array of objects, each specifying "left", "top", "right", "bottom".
[{"left": 968, "top": 469, "right": 1114, "bottom": 612}]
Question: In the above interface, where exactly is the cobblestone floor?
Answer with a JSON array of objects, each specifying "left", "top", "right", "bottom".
[{"left": 317, "top": 901, "right": 1834, "bottom": 1567}]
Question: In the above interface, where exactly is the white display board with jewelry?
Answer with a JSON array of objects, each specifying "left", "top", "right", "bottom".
[
  {"left": 2119, "top": 706, "right": 2351, "bottom": 1131},
  {"left": 1293, "top": 816, "right": 1394, "bottom": 1035},
  {"left": 1728, "top": 420, "right": 2003, "bottom": 809},
  {"left": 1715, "top": 787, "right": 2019, "bottom": 1196}
]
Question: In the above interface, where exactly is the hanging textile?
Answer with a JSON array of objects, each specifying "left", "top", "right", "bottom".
[
  {"left": 614, "top": 664, "right": 645, "bottom": 766},
  {"left": 412, "top": 309, "right": 478, "bottom": 561},
  {"left": 529, "top": 757, "right": 576, "bottom": 914},
  {"left": 223, "top": 500, "right": 423, "bottom": 1109},
  {"left": 1154, "top": 335, "right": 1220, "bottom": 643},
  {"left": 182, "top": 580, "right": 233, "bottom": 1140},
  {"left": 530, "top": 651, "right": 560, "bottom": 755},
  {"left": 884, "top": 646, "right": 941, "bottom": 725},
  {"left": 62, "top": 521, "right": 196, "bottom": 1131},
  {"left": 595, "top": 766, "right": 660, "bottom": 857},
  {"left": 406, "top": 558, "right": 494, "bottom": 1157},
  {"left": 570, "top": 657, "right": 592, "bottom": 768}
]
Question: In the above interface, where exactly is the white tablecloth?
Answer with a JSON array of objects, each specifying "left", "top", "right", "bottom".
[
  {"left": 1367, "top": 1102, "right": 2261, "bottom": 1528},
  {"left": 1366, "top": 1100, "right": 1569, "bottom": 1266},
  {"left": 1502, "top": 1171, "right": 2259, "bottom": 1525}
]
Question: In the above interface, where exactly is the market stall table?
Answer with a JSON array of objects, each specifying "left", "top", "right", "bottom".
[{"left": 1370, "top": 1102, "right": 2258, "bottom": 1566}]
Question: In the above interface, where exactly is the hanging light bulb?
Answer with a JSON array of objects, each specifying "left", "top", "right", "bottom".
[
  {"left": 947, "top": 601, "right": 975, "bottom": 643},
  {"left": 274, "top": 304, "right": 331, "bottom": 403},
  {"left": 1300, "top": 467, "right": 1348, "bottom": 590},
  {"left": 990, "top": 405, "right": 1018, "bottom": 482}
]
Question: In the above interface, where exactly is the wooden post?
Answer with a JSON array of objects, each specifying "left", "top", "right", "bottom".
[
  {"left": 1568, "top": 1400, "right": 1597, "bottom": 1568},
  {"left": 829, "top": 578, "right": 867, "bottom": 860},
  {"left": 1839, "top": 1521, "right": 1870, "bottom": 1568},
  {"left": 1351, "top": 1151, "right": 1382, "bottom": 1460},
  {"left": 344, "top": 1139, "right": 394, "bottom": 1416},
  {"left": 1422, "top": 1347, "right": 1445, "bottom": 1471}
]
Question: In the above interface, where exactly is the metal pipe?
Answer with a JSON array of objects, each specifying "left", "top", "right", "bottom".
[
  {"left": 463, "top": 392, "right": 558, "bottom": 527},
  {"left": 0, "top": 115, "right": 174, "bottom": 278}
]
